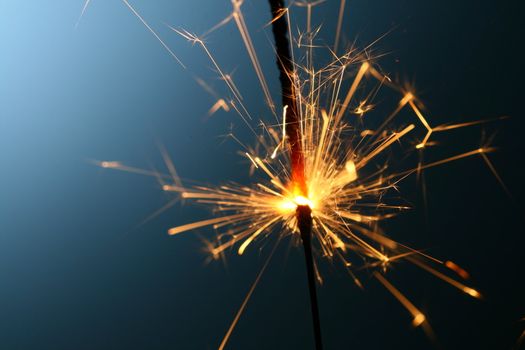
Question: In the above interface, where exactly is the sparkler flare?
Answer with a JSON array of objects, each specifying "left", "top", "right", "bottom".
[{"left": 93, "top": 0, "right": 509, "bottom": 348}]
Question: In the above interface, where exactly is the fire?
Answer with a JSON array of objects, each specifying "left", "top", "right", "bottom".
[{"left": 279, "top": 195, "right": 316, "bottom": 213}]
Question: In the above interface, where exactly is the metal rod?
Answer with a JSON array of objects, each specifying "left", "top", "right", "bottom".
[{"left": 268, "top": 1, "right": 324, "bottom": 348}]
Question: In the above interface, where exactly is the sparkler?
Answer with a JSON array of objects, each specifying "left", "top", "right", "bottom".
[
  {"left": 89, "top": 0, "right": 509, "bottom": 348},
  {"left": 268, "top": 0, "right": 321, "bottom": 347}
]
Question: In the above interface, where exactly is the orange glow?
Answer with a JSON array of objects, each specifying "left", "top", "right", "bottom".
[
  {"left": 279, "top": 195, "right": 316, "bottom": 213},
  {"left": 412, "top": 313, "right": 426, "bottom": 327},
  {"left": 445, "top": 260, "right": 470, "bottom": 280}
]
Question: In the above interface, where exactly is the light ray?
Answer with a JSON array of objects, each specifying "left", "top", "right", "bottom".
[
  {"left": 408, "top": 257, "right": 482, "bottom": 299},
  {"left": 75, "top": 0, "right": 91, "bottom": 29},
  {"left": 218, "top": 239, "right": 280, "bottom": 350},
  {"left": 208, "top": 99, "right": 230, "bottom": 116},
  {"left": 480, "top": 152, "right": 511, "bottom": 197},
  {"left": 121, "top": 0, "right": 185, "bottom": 68},
  {"left": 231, "top": 0, "right": 276, "bottom": 115},
  {"left": 333, "top": 0, "right": 346, "bottom": 54},
  {"left": 374, "top": 272, "right": 426, "bottom": 327}
]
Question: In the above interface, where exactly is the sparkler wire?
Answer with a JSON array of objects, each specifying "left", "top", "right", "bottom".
[
  {"left": 298, "top": 204, "right": 323, "bottom": 350},
  {"left": 268, "top": 1, "right": 323, "bottom": 349},
  {"left": 268, "top": 0, "right": 306, "bottom": 194}
]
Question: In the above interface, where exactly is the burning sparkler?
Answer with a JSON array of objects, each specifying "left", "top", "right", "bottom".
[{"left": 88, "top": 0, "right": 508, "bottom": 348}]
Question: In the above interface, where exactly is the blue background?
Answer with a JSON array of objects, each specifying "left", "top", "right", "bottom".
[{"left": 1, "top": 0, "right": 523, "bottom": 349}]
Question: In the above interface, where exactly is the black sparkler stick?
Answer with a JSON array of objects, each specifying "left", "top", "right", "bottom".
[{"left": 268, "top": 1, "right": 323, "bottom": 349}]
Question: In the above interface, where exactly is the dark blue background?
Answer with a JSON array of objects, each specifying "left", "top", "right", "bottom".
[{"left": 1, "top": 1, "right": 523, "bottom": 349}]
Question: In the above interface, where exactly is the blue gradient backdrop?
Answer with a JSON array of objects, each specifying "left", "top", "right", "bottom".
[{"left": 0, "top": 1, "right": 523, "bottom": 349}]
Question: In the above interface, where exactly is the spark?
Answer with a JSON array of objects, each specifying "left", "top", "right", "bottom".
[
  {"left": 408, "top": 257, "right": 482, "bottom": 299},
  {"left": 121, "top": 0, "right": 185, "bottom": 68},
  {"left": 335, "top": 61, "right": 369, "bottom": 122},
  {"left": 445, "top": 260, "right": 470, "bottom": 280},
  {"left": 94, "top": 160, "right": 172, "bottom": 178},
  {"left": 374, "top": 272, "right": 426, "bottom": 327},
  {"left": 75, "top": 0, "right": 91, "bottom": 29},
  {"left": 480, "top": 152, "right": 512, "bottom": 197},
  {"left": 208, "top": 99, "right": 230, "bottom": 116},
  {"left": 231, "top": 0, "right": 276, "bottom": 115},
  {"left": 96, "top": 0, "right": 509, "bottom": 347},
  {"left": 333, "top": 0, "right": 346, "bottom": 53},
  {"left": 218, "top": 240, "right": 280, "bottom": 350},
  {"left": 169, "top": 27, "right": 256, "bottom": 135},
  {"left": 295, "top": 1, "right": 326, "bottom": 35}
]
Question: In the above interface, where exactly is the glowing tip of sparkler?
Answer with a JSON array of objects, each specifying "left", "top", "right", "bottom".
[
  {"left": 415, "top": 143, "right": 425, "bottom": 149},
  {"left": 463, "top": 287, "right": 482, "bottom": 299},
  {"left": 278, "top": 195, "right": 316, "bottom": 213},
  {"left": 412, "top": 313, "right": 426, "bottom": 327},
  {"left": 162, "top": 185, "right": 170, "bottom": 191},
  {"left": 294, "top": 195, "right": 314, "bottom": 208}
]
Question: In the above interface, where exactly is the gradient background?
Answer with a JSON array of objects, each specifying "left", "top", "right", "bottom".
[{"left": 1, "top": 0, "right": 524, "bottom": 349}]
